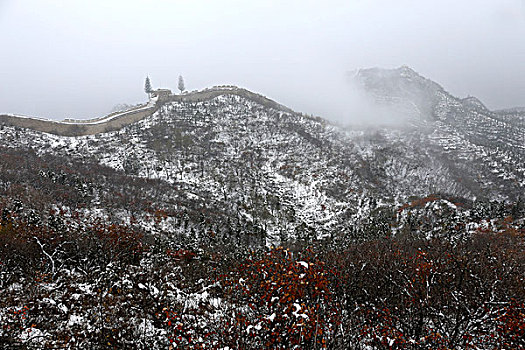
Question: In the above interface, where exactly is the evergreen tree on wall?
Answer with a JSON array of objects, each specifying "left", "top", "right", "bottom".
[
  {"left": 144, "top": 76, "right": 153, "bottom": 97},
  {"left": 178, "top": 75, "right": 185, "bottom": 94}
]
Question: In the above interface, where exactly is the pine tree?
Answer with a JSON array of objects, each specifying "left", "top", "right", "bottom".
[
  {"left": 144, "top": 76, "right": 153, "bottom": 97},
  {"left": 178, "top": 75, "right": 185, "bottom": 94}
]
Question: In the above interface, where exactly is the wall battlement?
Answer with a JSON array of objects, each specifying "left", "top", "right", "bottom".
[{"left": 0, "top": 87, "right": 296, "bottom": 136}]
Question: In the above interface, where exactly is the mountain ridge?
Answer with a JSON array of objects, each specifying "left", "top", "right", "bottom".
[
  {"left": 0, "top": 66, "right": 523, "bottom": 243},
  {"left": 2, "top": 66, "right": 522, "bottom": 137},
  {"left": 0, "top": 86, "right": 299, "bottom": 136}
]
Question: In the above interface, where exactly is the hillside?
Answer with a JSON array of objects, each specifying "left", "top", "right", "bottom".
[
  {"left": 1, "top": 67, "right": 524, "bottom": 348},
  {"left": 1, "top": 68, "right": 524, "bottom": 239}
]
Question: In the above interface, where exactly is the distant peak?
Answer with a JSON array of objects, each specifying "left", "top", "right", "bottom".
[
  {"left": 353, "top": 65, "right": 443, "bottom": 93},
  {"left": 353, "top": 66, "right": 429, "bottom": 85},
  {"left": 350, "top": 66, "right": 447, "bottom": 121},
  {"left": 356, "top": 65, "right": 418, "bottom": 74},
  {"left": 461, "top": 96, "right": 488, "bottom": 110},
  {"left": 397, "top": 65, "right": 418, "bottom": 74}
]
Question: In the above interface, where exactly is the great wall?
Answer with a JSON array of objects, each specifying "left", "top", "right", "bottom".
[{"left": 0, "top": 87, "right": 296, "bottom": 137}]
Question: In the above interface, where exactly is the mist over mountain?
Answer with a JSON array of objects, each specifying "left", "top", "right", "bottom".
[
  {"left": 1, "top": 67, "right": 524, "bottom": 348},
  {"left": 1, "top": 66, "right": 523, "bottom": 232},
  {"left": 2, "top": 1, "right": 525, "bottom": 120}
]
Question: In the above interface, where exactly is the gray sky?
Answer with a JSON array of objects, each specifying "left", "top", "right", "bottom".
[{"left": 1, "top": 0, "right": 524, "bottom": 120}]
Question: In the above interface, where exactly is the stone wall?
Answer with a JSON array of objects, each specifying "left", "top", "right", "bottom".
[{"left": 0, "top": 88, "right": 297, "bottom": 136}]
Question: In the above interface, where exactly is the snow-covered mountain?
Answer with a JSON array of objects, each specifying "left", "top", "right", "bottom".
[
  {"left": 352, "top": 66, "right": 524, "bottom": 198},
  {"left": 1, "top": 68, "right": 524, "bottom": 349},
  {"left": 1, "top": 68, "right": 523, "bottom": 242}
]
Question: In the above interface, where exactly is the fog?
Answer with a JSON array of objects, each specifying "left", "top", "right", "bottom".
[{"left": 1, "top": 0, "right": 524, "bottom": 122}]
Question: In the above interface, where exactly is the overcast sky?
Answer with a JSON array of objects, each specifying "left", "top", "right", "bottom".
[{"left": 1, "top": 0, "right": 524, "bottom": 120}]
